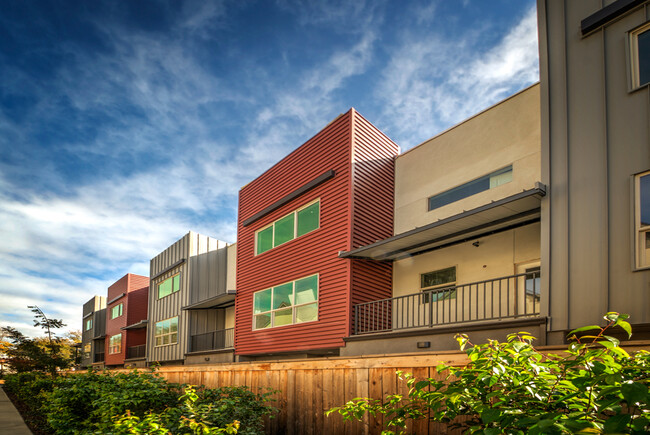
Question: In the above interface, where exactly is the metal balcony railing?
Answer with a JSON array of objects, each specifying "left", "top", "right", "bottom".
[
  {"left": 94, "top": 353, "right": 105, "bottom": 363},
  {"left": 126, "top": 344, "right": 146, "bottom": 359},
  {"left": 353, "top": 271, "right": 540, "bottom": 335},
  {"left": 191, "top": 328, "right": 234, "bottom": 352}
]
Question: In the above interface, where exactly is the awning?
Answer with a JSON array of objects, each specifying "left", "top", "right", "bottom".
[
  {"left": 182, "top": 290, "right": 237, "bottom": 310},
  {"left": 340, "top": 184, "right": 546, "bottom": 261},
  {"left": 122, "top": 320, "right": 148, "bottom": 330}
]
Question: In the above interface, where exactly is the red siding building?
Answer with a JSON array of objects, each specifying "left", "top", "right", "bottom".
[
  {"left": 104, "top": 273, "right": 149, "bottom": 367},
  {"left": 235, "top": 109, "right": 399, "bottom": 357}
]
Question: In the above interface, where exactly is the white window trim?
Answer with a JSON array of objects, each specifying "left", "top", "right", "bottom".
[
  {"left": 627, "top": 21, "right": 650, "bottom": 92},
  {"left": 634, "top": 170, "right": 650, "bottom": 270},
  {"left": 252, "top": 274, "right": 319, "bottom": 330},
  {"left": 254, "top": 198, "right": 320, "bottom": 256},
  {"left": 154, "top": 316, "right": 179, "bottom": 347}
]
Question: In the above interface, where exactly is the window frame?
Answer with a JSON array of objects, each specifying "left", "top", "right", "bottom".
[
  {"left": 85, "top": 318, "right": 92, "bottom": 331},
  {"left": 420, "top": 266, "right": 457, "bottom": 303},
  {"left": 254, "top": 199, "right": 320, "bottom": 256},
  {"left": 110, "top": 303, "right": 123, "bottom": 319},
  {"left": 154, "top": 316, "right": 179, "bottom": 347},
  {"left": 157, "top": 272, "right": 181, "bottom": 299},
  {"left": 634, "top": 170, "right": 650, "bottom": 270},
  {"left": 109, "top": 334, "right": 122, "bottom": 354},
  {"left": 427, "top": 166, "right": 513, "bottom": 212},
  {"left": 252, "top": 274, "right": 319, "bottom": 330},
  {"left": 627, "top": 21, "right": 650, "bottom": 91}
]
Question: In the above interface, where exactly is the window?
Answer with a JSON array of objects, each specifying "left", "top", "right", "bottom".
[
  {"left": 628, "top": 22, "right": 650, "bottom": 89},
  {"left": 85, "top": 318, "right": 92, "bottom": 331},
  {"left": 428, "top": 166, "right": 513, "bottom": 211},
  {"left": 525, "top": 266, "right": 541, "bottom": 296},
  {"left": 635, "top": 171, "right": 650, "bottom": 269},
  {"left": 421, "top": 266, "right": 457, "bottom": 302},
  {"left": 110, "top": 303, "right": 123, "bottom": 319},
  {"left": 109, "top": 334, "right": 122, "bottom": 354},
  {"left": 255, "top": 200, "right": 320, "bottom": 255},
  {"left": 154, "top": 317, "right": 178, "bottom": 346},
  {"left": 158, "top": 273, "right": 180, "bottom": 299},
  {"left": 253, "top": 274, "right": 318, "bottom": 329},
  {"left": 83, "top": 343, "right": 91, "bottom": 359}
]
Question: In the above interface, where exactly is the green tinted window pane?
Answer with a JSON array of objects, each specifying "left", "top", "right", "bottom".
[
  {"left": 255, "top": 314, "right": 271, "bottom": 329},
  {"left": 273, "top": 282, "right": 294, "bottom": 309},
  {"left": 273, "top": 214, "right": 295, "bottom": 246},
  {"left": 162, "top": 321, "right": 170, "bottom": 335},
  {"left": 170, "top": 333, "right": 178, "bottom": 344},
  {"left": 159, "top": 279, "right": 172, "bottom": 298},
  {"left": 172, "top": 274, "right": 180, "bottom": 292},
  {"left": 163, "top": 335, "right": 170, "bottom": 345},
  {"left": 155, "top": 337, "right": 162, "bottom": 346},
  {"left": 155, "top": 323, "right": 163, "bottom": 336},
  {"left": 295, "top": 275, "right": 318, "bottom": 304},
  {"left": 253, "top": 289, "right": 272, "bottom": 314},
  {"left": 296, "top": 303, "right": 318, "bottom": 323},
  {"left": 170, "top": 318, "right": 178, "bottom": 332},
  {"left": 421, "top": 267, "right": 456, "bottom": 288},
  {"left": 256, "top": 227, "right": 273, "bottom": 255},
  {"left": 274, "top": 308, "right": 293, "bottom": 326},
  {"left": 297, "top": 202, "right": 319, "bottom": 236}
]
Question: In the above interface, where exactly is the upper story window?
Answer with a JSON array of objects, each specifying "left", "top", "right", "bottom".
[
  {"left": 158, "top": 273, "right": 180, "bottom": 299},
  {"left": 85, "top": 318, "right": 92, "bottom": 331},
  {"left": 255, "top": 200, "right": 320, "bottom": 255},
  {"left": 253, "top": 274, "right": 318, "bottom": 330},
  {"left": 421, "top": 266, "right": 457, "bottom": 303},
  {"left": 428, "top": 166, "right": 513, "bottom": 211},
  {"left": 110, "top": 303, "right": 123, "bottom": 319},
  {"left": 109, "top": 334, "right": 122, "bottom": 354},
  {"left": 635, "top": 171, "right": 650, "bottom": 269},
  {"left": 154, "top": 317, "right": 178, "bottom": 346},
  {"left": 628, "top": 22, "right": 650, "bottom": 90}
]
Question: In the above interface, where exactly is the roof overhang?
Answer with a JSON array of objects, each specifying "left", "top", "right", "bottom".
[
  {"left": 82, "top": 312, "right": 93, "bottom": 319},
  {"left": 182, "top": 290, "right": 237, "bottom": 310},
  {"left": 92, "top": 335, "right": 106, "bottom": 340},
  {"left": 340, "top": 184, "right": 546, "bottom": 261},
  {"left": 107, "top": 293, "right": 126, "bottom": 305},
  {"left": 122, "top": 320, "right": 148, "bottom": 330}
]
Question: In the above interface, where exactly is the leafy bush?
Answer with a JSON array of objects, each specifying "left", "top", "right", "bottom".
[{"left": 327, "top": 313, "right": 650, "bottom": 434}]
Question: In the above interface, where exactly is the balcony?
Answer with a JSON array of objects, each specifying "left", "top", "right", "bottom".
[
  {"left": 191, "top": 328, "right": 234, "bottom": 352},
  {"left": 126, "top": 344, "right": 146, "bottom": 359},
  {"left": 93, "top": 353, "right": 105, "bottom": 363},
  {"left": 353, "top": 272, "right": 540, "bottom": 335}
]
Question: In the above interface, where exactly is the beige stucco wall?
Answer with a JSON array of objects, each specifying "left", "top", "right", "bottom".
[
  {"left": 225, "top": 306, "right": 235, "bottom": 330},
  {"left": 226, "top": 243, "right": 236, "bottom": 291},
  {"left": 393, "top": 223, "right": 540, "bottom": 297},
  {"left": 395, "top": 83, "right": 541, "bottom": 234}
]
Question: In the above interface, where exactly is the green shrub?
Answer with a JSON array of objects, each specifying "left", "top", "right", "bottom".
[{"left": 327, "top": 312, "right": 650, "bottom": 434}]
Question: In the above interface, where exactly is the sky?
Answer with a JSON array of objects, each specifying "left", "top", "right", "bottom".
[{"left": 0, "top": 0, "right": 539, "bottom": 337}]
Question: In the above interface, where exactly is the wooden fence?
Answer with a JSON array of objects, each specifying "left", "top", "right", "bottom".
[{"left": 150, "top": 352, "right": 471, "bottom": 435}]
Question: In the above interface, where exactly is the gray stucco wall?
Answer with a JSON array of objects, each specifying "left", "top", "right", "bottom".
[{"left": 538, "top": 0, "right": 650, "bottom": 338}]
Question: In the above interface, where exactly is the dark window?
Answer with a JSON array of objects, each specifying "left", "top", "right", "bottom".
[
  {"left": 639, "top": 29, "right": 650, "bottom": 87},
  {"left": 525, "top": 266, "right": 541, "bottom": 296},
  {"left": 421, "top": 267, "right": 457, "bottom": 303},
  {"left": 428, "top": 166, "right": 512, "bottom": 211}
]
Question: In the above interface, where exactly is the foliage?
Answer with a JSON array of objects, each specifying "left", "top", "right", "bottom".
[
  {"left": 4, "top": 369, "right": 276, "bottom": 435},
  {"left": 327, "top": 312, "right": 650, "bottom": 434}
]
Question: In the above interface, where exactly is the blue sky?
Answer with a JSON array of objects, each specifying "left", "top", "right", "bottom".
[{"left": 0, "top": 0, "right": 539, "bottom": 337}]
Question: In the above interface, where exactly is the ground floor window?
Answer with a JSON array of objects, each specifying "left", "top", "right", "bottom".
[
  {"left": 83, "top": 343, "right": 91, "bottom": 359},
  {"left": 155, "top": 317, "right": 178, "bottom": 346},
  {"left": 636, "top": 171, "right": 650, "bottom": 269},
  {"left": 109, "top": 334, "right": 122, "bottom": 354},
  {"left": 253, "top": 274, "right": 318, "bottom": 329},
  {"left": 421, "top": 266, "right": 457, "bottom": 303}
]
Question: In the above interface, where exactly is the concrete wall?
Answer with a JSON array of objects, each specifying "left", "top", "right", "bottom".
[
  {"left": 538, "top": 0, "right": 650, "bottom": 340},
  {"left": 394, "top": 84, "right": 541, "bottom": 234}
]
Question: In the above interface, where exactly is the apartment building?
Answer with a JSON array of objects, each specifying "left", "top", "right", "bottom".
[
  {"left": 81, "top": 295, "right": 106, "bottom": 368},
  {"left": 235, "top": 109, "right": 399, "bottom": 359},
  {"left": 538, "top": 0, "right": 650, "bottom": 341},
  {"left": 340, "top": 84, "right": 543, "bottom": 355},
  {"left": 146, "top": 232, "right": 235, "bottom": 365},
  {"left": 104, "top": 273, "right": 149, "bottom": 368}
]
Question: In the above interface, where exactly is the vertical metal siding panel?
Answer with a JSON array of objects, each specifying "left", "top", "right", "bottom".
[{"left": 236, "top": 112, "right": 354, "bottom": 355}]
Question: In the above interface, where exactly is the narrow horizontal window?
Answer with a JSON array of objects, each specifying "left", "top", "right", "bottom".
[
  {"left": 110, "top": 303, "right": 123, "bottom": 319},
  {"left": 253, "top": 274, "right": 318, "bottom": 329},
  {"left": 421, "top": 266, "right": 457, "bottom": 303},
  {"left": 255, "top": 199, "right": 320, "bottom": 255},
  {"left": 428, "top": 166, "right": 513, "bottom": 211},
  {"left": 158, "top": 273, "right": 180, "bottom": 299},
  {"left": 154, "top": 317, "right": 178, "bottom": 346}
]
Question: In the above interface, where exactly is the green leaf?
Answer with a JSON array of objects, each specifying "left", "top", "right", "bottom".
[
  {"left": 621, "top": 382, "right": 648, "bottom": 405},
  {"left": 603, "top": 414, "right": 631, "bottom": 433},
  {"left": 481, "top": 408, "right": 501, "bottom": 424},
  {"left": 616, "top": 320, "right": 632, "bottom": 338},
  {"left": 568, "top": 325, "right": 601, "bottom": 336}
]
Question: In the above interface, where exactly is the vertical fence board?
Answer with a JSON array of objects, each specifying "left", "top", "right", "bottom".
[
  {"left": 286, "top": 370, "right": 296, "bottom": 435},
  {"left": 368, "top": 368, "right": 384, "bottom": 435}
]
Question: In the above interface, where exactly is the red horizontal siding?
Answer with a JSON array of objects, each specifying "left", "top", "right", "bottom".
[{"left": 236, "top": 111, "right": 353, "bottom": 355}]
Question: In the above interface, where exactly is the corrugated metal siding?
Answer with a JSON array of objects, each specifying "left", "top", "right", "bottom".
[
  {"left": 189, "top": 240, "right": 229, "bottom": 305},
  {"left": 235, "top": 111, "right": 354, "bottom": 355},
  {"left": 349, "top": 110, "right": 397, "bottom": 311}
]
